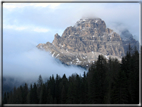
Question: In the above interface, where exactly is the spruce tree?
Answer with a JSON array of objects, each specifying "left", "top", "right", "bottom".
[
  {"left": 39, "top": 84, "right": 47, "bottom": 104},
  {"left": 23, "top": 83, "right": 28, "bottom": 103},
  {"left": 55, "top": 74, "right": 61, "bottom": 103},
  {"left": 33, "top": 83, "right": 39, "bottom": 103},
  {"left": 111, "top": 70, "right": 129, "bottom": 104},
  {"left": 37, "top": 75, "right": 43, "bottom": 103},
  {"left": 3, "top": 92, "right": 7, "bottom": 104}
]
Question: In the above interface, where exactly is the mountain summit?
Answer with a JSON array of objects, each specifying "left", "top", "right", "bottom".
[{"left": 37, "top": 18, "right": 139, "bottom": 68}]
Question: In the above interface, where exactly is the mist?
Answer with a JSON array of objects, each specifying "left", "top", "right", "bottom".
[
  {"left": 3, "top": 44, "right": 87, "bottom": 87},
  {"left": 4, "top": 47, "right": 86, "bottom": 76},
  {"left": 3, "top": 20, "right": 87, "bottom": 92},
  {"left": 2, "top": 3, "right": 140, "bottom": 95}
]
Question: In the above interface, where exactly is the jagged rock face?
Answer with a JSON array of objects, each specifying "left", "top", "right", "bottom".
[{"left": 37, "top": 18, "right": 138, "bottom": 69}]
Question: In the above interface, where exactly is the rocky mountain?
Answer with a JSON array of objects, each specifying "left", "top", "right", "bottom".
[
  {"left": 120, "top": 29, "right": 139, "bottom": 54},
  {"left": 37, "top": 18, "right": 139, "bottom": 69}
]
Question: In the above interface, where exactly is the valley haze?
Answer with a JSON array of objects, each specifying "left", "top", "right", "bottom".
[{"left": 2, "top": 3, "right": 140, "bottom": 93}]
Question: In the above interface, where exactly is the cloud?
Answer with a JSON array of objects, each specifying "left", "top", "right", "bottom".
[
  {"left": 2, "top": 2, "right": 140, "bottom": 86},
  {"left": 3, "top": 24, "right": 86, "bottom": 84},
  {"left": 3, "top": 25, "right": 50, "bottom": 33},
  {"left": 33, "top": 27, "right": 50, "bottom": 33},
  {"left": 3, "top": 3, "right": 139, "bottom": 42},
  {"left": 3, "top": 3, "right": 61, "bottom": 10},
  {"left": 30, "top": 3, "right": 61, "bottom": 9},
  {"left": 3, "top": 47, "right": 86, "bottom": 84},
  {"left": 4, "top": 25, "right": 27, "bottom": 31},
  {"left": 71, "top": 3, "right": 140, "bottom": 41}
]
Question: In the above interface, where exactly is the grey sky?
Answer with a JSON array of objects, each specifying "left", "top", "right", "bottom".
[{"left": 2, "top": 2, "right": 140, "bottom": 84}]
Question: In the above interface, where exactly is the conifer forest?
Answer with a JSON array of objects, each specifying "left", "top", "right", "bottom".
[{"left": 2, "top": 45, "right": 140, "bottom": 104}]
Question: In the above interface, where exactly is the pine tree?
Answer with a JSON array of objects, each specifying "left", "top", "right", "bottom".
[
  {"left": 61, "top": 85, "right": 66, "bottom": 104},
  {"left": 46, "top": 88, "right": 53, "bottom": 104},
  {"left": 29, "top": 84, "right": 33, "bottom": 103},
  {"left": 75, "top": 74, "right": 81, "bottom": 103},
  {"left": 7, "top": 91, "right": 13, "bottom": 103},
  {"left": 111, "top": 71, "right": 129, "bottom": 104},
  {"left": 66, "top": 74, "right": 77, "bottom": 103},
  {"left": 104, "top": 58, "right": 120, "bottom": 104},
  {"left": 3, "top": 92, "right": 7, "bottom": 104},
  {"left": 60, "top": 74, "right": 68, "bottom": 104},
  {"left": 81, "top": 72, "right": 88, "bottom": 104},
  {"left": 39, "top": 84, "right": 47, "bottom": 104},
  {"left": 12, "top": 86, "right": 17, "bottom": 103},
  {"left": 37, "top": 75, "right": 43, "bottom": 103},
  {"left": 87, "top": 61, "right": 99, "bottom": 103},
  {"left": 46, "top": 75, "right": 55, "bottom": 104},
  {"left": 23, "top": 83, "right": 28, "bottom": 103},
  {"left": 11, "top": 86, "right": 23, "bottom": 104},
  {"left": 55, "top": 74, "right": 61, "bottom": 103},
  {"left": 33, "top": 83, "right": 39, "bottom": 103},
  {"left": 127, "top": 47, "right": 139, "bottom": 103},
  {"left": 26, "top": 92, "right": 30, "bottom": 104},
  {"left": 37, "top": 75, "right": 43, "bottom": 88}
]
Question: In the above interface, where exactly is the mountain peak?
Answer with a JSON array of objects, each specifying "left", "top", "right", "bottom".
[
  {"left": 74, "top": 18, "right": 106, "bottom": 33},
  {"left": 54, "top": 33, "right": 60, "bottom": 38},
  {"left": 37, "top": 18, "right": 139, "bottom": 69}
]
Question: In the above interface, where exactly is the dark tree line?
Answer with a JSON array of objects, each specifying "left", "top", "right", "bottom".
[{"left": 2, "top": 45, "right": 140, "bottom": 104}]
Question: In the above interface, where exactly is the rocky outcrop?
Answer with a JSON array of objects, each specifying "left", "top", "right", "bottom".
[{"left": 37, "top": 18, "right": 139, "bottom": 69}]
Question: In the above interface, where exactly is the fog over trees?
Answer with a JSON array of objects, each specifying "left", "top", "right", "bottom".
[{"left": 2, "top": 45, "right": 140, "bottom": 104}]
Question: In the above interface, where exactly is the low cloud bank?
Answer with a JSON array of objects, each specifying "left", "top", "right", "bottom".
[{"left": 3, "top": 47, "right": 86, "bottom": 86}]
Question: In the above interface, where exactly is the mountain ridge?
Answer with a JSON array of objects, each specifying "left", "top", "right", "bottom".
[{"left": 37, "top": 18, "right": 139, "bottom": 68}]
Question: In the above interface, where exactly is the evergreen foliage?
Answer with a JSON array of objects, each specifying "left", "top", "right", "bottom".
[{"left": 2, "top": 45, "right": 140, "bottom": 104}]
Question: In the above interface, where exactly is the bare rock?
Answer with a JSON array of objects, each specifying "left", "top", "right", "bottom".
[{"left": 37, "top": 18, "right": 139, "bottom": 69}]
